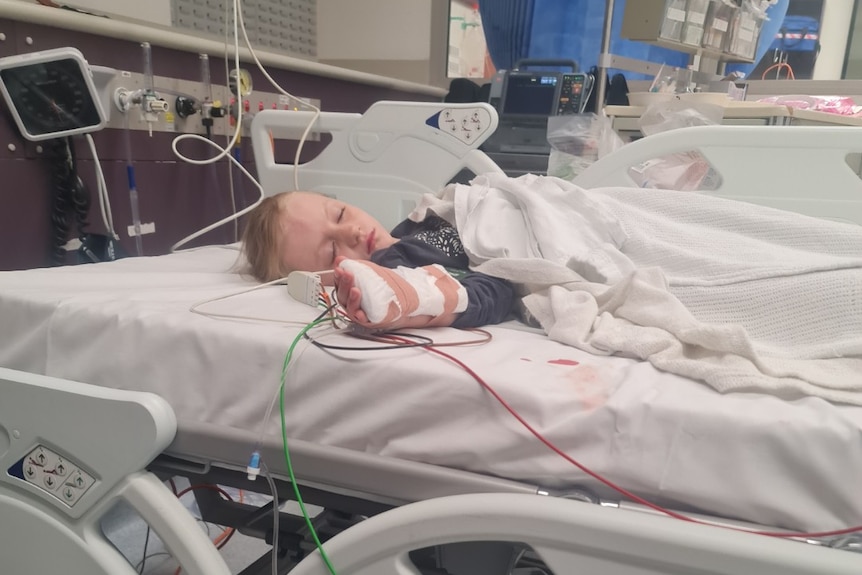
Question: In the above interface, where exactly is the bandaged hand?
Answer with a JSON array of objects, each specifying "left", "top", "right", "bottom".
[{"left": 333, "top": 257, "right": 468, "bottom": 330}]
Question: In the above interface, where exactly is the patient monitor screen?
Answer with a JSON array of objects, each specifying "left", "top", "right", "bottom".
[{"left": 502, "top": 74, "right": 559, "bottom": 116}]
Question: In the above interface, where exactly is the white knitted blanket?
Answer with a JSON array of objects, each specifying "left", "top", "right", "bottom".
[{"left": 410, "top": 173, "right": 862, "bottom": 405}]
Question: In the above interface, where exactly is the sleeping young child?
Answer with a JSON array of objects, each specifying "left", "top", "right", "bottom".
[{"left": 240, "top": 191, "right": 514, "bottom": 331}]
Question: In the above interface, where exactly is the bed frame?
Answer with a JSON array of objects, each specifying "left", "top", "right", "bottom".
[
  {"left": 4, "top": 102, "right": 862, "bottom": 574},
  {"left": 4, "top": 367, "right": 860, "bottom": 575}
]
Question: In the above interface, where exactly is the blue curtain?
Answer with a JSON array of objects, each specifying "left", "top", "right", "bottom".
[
  {"left": 479, "top": 0, "right": 688, "bottom": 77},
  {"left": 478, "top": 0, "right": 536, "bottom": 70}
]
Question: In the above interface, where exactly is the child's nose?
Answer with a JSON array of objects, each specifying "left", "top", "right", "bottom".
[{"left": 336, "top": 224, "right": 361, "bottom": 246}]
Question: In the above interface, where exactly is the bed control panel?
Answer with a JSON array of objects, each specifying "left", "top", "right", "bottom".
[
  {"left": 346, "top": 102, "right": 497, "bottom": 164},
  {"left": 426, "top": 106, "right": 494, "bottom": 145},
  {"left": 8, "top": 444, "right": 96, "bottom": 507}
]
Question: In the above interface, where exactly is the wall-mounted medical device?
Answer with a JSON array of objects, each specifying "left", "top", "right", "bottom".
[{"left": 0, "top": 47, "right": 112, "bottom": 141}]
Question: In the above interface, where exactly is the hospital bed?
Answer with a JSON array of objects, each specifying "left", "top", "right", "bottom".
[{"left": 1, "top": 101, "right": 862, "bottom": 574}]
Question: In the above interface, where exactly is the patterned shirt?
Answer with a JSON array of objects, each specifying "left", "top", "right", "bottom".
[{"left": 370, "top": 215, "right": 514, "bottom": 328}]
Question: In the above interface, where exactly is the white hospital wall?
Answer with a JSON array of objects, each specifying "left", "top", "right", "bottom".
[
  {"left": 317, "top": 0, "right": 431, "bottom": 60},
  {"left": 316, "top": 0, "right": 448, "bottom": 87},
  {"left": 814, "top": 0, "right": 853, "bottom": 80},
  {"left": 5, "top": 0, "right": 172, "bottom": 26}
]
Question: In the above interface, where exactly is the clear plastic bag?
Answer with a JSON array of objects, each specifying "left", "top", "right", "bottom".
[
  {"left": 628, "top": 100, "right": 724, "bottom": 191},
  {"left": 546, "top": 114, "right": 624, "bottom": 181}
]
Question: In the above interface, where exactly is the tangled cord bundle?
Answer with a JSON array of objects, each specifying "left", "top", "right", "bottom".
[{"left": 47, "top": 138, "right": 90, "bottom": 265}]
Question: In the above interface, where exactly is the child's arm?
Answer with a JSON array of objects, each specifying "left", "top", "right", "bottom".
[{"left": 333, "top": 257, "right": 465, "bottom": 330}]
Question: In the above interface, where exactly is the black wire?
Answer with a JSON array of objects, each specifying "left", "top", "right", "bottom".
[
  {"left": 308, "top": 300, "right": 439, "bottom": 350},
  {"left": 306, "top": 329, "right": 434, "bottom": 351},
  {"left": 138, "top": 526, "right": 152, "bottom": 574},
  {"left": 45, "top": 137, "right": 91, "bottom": 266},
  {"left": 67, "top": 137, "right": 91, "bottom": 240},
  {"left": 313, "top": 303, "right": 338, "bottom": 323},
  {"left": 47, "top": 138, "right": 74, "bottom": 266}
]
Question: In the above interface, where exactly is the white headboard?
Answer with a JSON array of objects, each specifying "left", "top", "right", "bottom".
[{"left": 251, "top": 101, "right": 504, "bottom": 231}]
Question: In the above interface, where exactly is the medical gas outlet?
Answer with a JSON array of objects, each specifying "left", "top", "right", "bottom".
[
  {"left": 114, "top": 87, "right": 170, "bottom": 136},
  {"left": 11, "top": 445, "right": 96, "bottom": 507}
]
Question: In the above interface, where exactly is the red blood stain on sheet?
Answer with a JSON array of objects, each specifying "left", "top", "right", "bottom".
[{"left": 548, "top": 359, "right": 580, "bottom": 366}]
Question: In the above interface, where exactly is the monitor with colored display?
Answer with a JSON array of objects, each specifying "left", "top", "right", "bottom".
[{"left": 500, "top": 72, "right": 560, "bottom": 116}]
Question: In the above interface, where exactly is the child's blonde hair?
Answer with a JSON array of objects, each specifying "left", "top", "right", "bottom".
[{"left": 240, "top": 192, "right": 292, "bottom": 282}]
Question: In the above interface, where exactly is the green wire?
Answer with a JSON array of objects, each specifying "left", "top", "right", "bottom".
[{"left": 279, "top": 317, "right": 339, "bottom": 575}]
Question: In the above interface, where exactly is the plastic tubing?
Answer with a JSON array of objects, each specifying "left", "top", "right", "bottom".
[
  {"left": 141, "top": 41, "right": 154, "bottom": 93},
  {"left": 123, "top": 115, "right": 144, "bottom": 257},
  {"left": 200, "top": 53, "right": 212, "bottom": 103}
]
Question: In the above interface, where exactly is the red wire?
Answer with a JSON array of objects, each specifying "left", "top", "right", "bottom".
[
  {"left": 380, "top": 333, "right": 862, "bottom": 540},
  {"left": 171, "top": 484, "right": 239, "bottom": 575}
]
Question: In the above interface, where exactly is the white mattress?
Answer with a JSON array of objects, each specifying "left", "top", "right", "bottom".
[{"left": 1, "top": 245, "right": 861, "bottom": 533}]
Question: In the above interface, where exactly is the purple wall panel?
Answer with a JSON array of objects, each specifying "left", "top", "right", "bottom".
[
  {"left": 0, "top": 18, "right": 437, "bottom": 271},
  {"left": 0, "top": 159, "right": 54, "bottom": 270}
]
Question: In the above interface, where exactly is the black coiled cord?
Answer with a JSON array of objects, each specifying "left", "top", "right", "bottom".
[{"left": 46, "top": 137, "right": 91, "bottom": 266}]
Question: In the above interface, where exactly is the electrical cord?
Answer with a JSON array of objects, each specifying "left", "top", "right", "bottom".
[
  {"left": 233, "top": 0, "right": 320, "bottom": 193},
  {"left": 46, "top": 137, "right": 92, "bottom": 265},
  {"left": 170, "top": 483, "right": 241, "bottom": 575},
  {"left": 261, "top": 461, "right": 281, "bottom": 575},
  {"left": 170, "top": 0, "right": 321, "bottom": 252},
  {"left": 306, "top": 330, "right": 434, "bottom": 351},
  {"left": 261, "top": 315, "right": 494, "bottom": 575},
  {"left": 66, "top": 138, "right": 91, "bottom": 246},
  {"left": 137, "top": 526, "right": 152, "bottom": 574},
  {"left": 84, "top": 133, "right": 118, "bottom": 239},
  {"left": 278, "top": 317, "right": 339, "bottom": 575},
  {"left": 761, "top": 62, "right": 795, "bottom": 80},
  {"left": 47, "top": 138, "right": 73, "bottom": 265},
  {"left": 188, "top": 275, "right": 322, "bottom": 325},
  {"left": 377, "top": 332, "right": 862, "bottom": 541}
]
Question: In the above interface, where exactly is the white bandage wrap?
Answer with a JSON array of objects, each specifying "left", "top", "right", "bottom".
[
  {"left": 339, "top": 260, "right": 400, "bottom": 324},
  {"left": 338, "top": 260, "right": 468, "bottom": 325}
]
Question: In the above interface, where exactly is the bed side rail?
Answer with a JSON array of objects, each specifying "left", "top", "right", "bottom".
[
  {"left": 575, "top": 125, "right": 862, "bottom": 226},
  {"left": 290, "top": 492, "right": 862, "bottom": 575}
]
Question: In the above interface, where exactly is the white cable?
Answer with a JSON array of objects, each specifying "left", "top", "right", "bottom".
[
  {"left": 170, "top": 0, "right": 243, "bottom": 167},
  {"left": 169, "top": 0, "right": 321, "bottom": 250},
  {"left": 261, "top": 462, "right": 280, "bottom": 575},
  {"left": 253, "top": 325, "right": 330, "bottom": 449},
  {"left": 84, "top": 133, "right": 118, "bottom": 240},
  {"left": 227, "top": 150, "right": 238, "bottom": 243},
  {"left": 170, "top": 137, "right": 264, "bottom": 252},
  {"left": 224, "top": 0, "right": 239, "bottom": 243},
  {"left": 235, "top": 0, "right": 320, "bottom": 192},
  {"left": 189, "top": 281, "right": 323, "bottom": 327}
]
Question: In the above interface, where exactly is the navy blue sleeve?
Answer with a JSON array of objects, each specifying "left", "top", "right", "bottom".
[
  {"left": 450, "top": 272, "right": 515, "bottom": 328},
  {"left": 370, "top": 239, "right": 515, "bottom": 328}
]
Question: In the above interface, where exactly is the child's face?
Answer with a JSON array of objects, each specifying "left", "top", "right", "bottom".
[{"left": 277, "top": 192, "right": 397, "bottom": 274}]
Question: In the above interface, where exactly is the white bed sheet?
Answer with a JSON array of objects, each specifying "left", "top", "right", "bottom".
[{"left": 1, "top": 245, "right": 861, "bottom": 533}]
